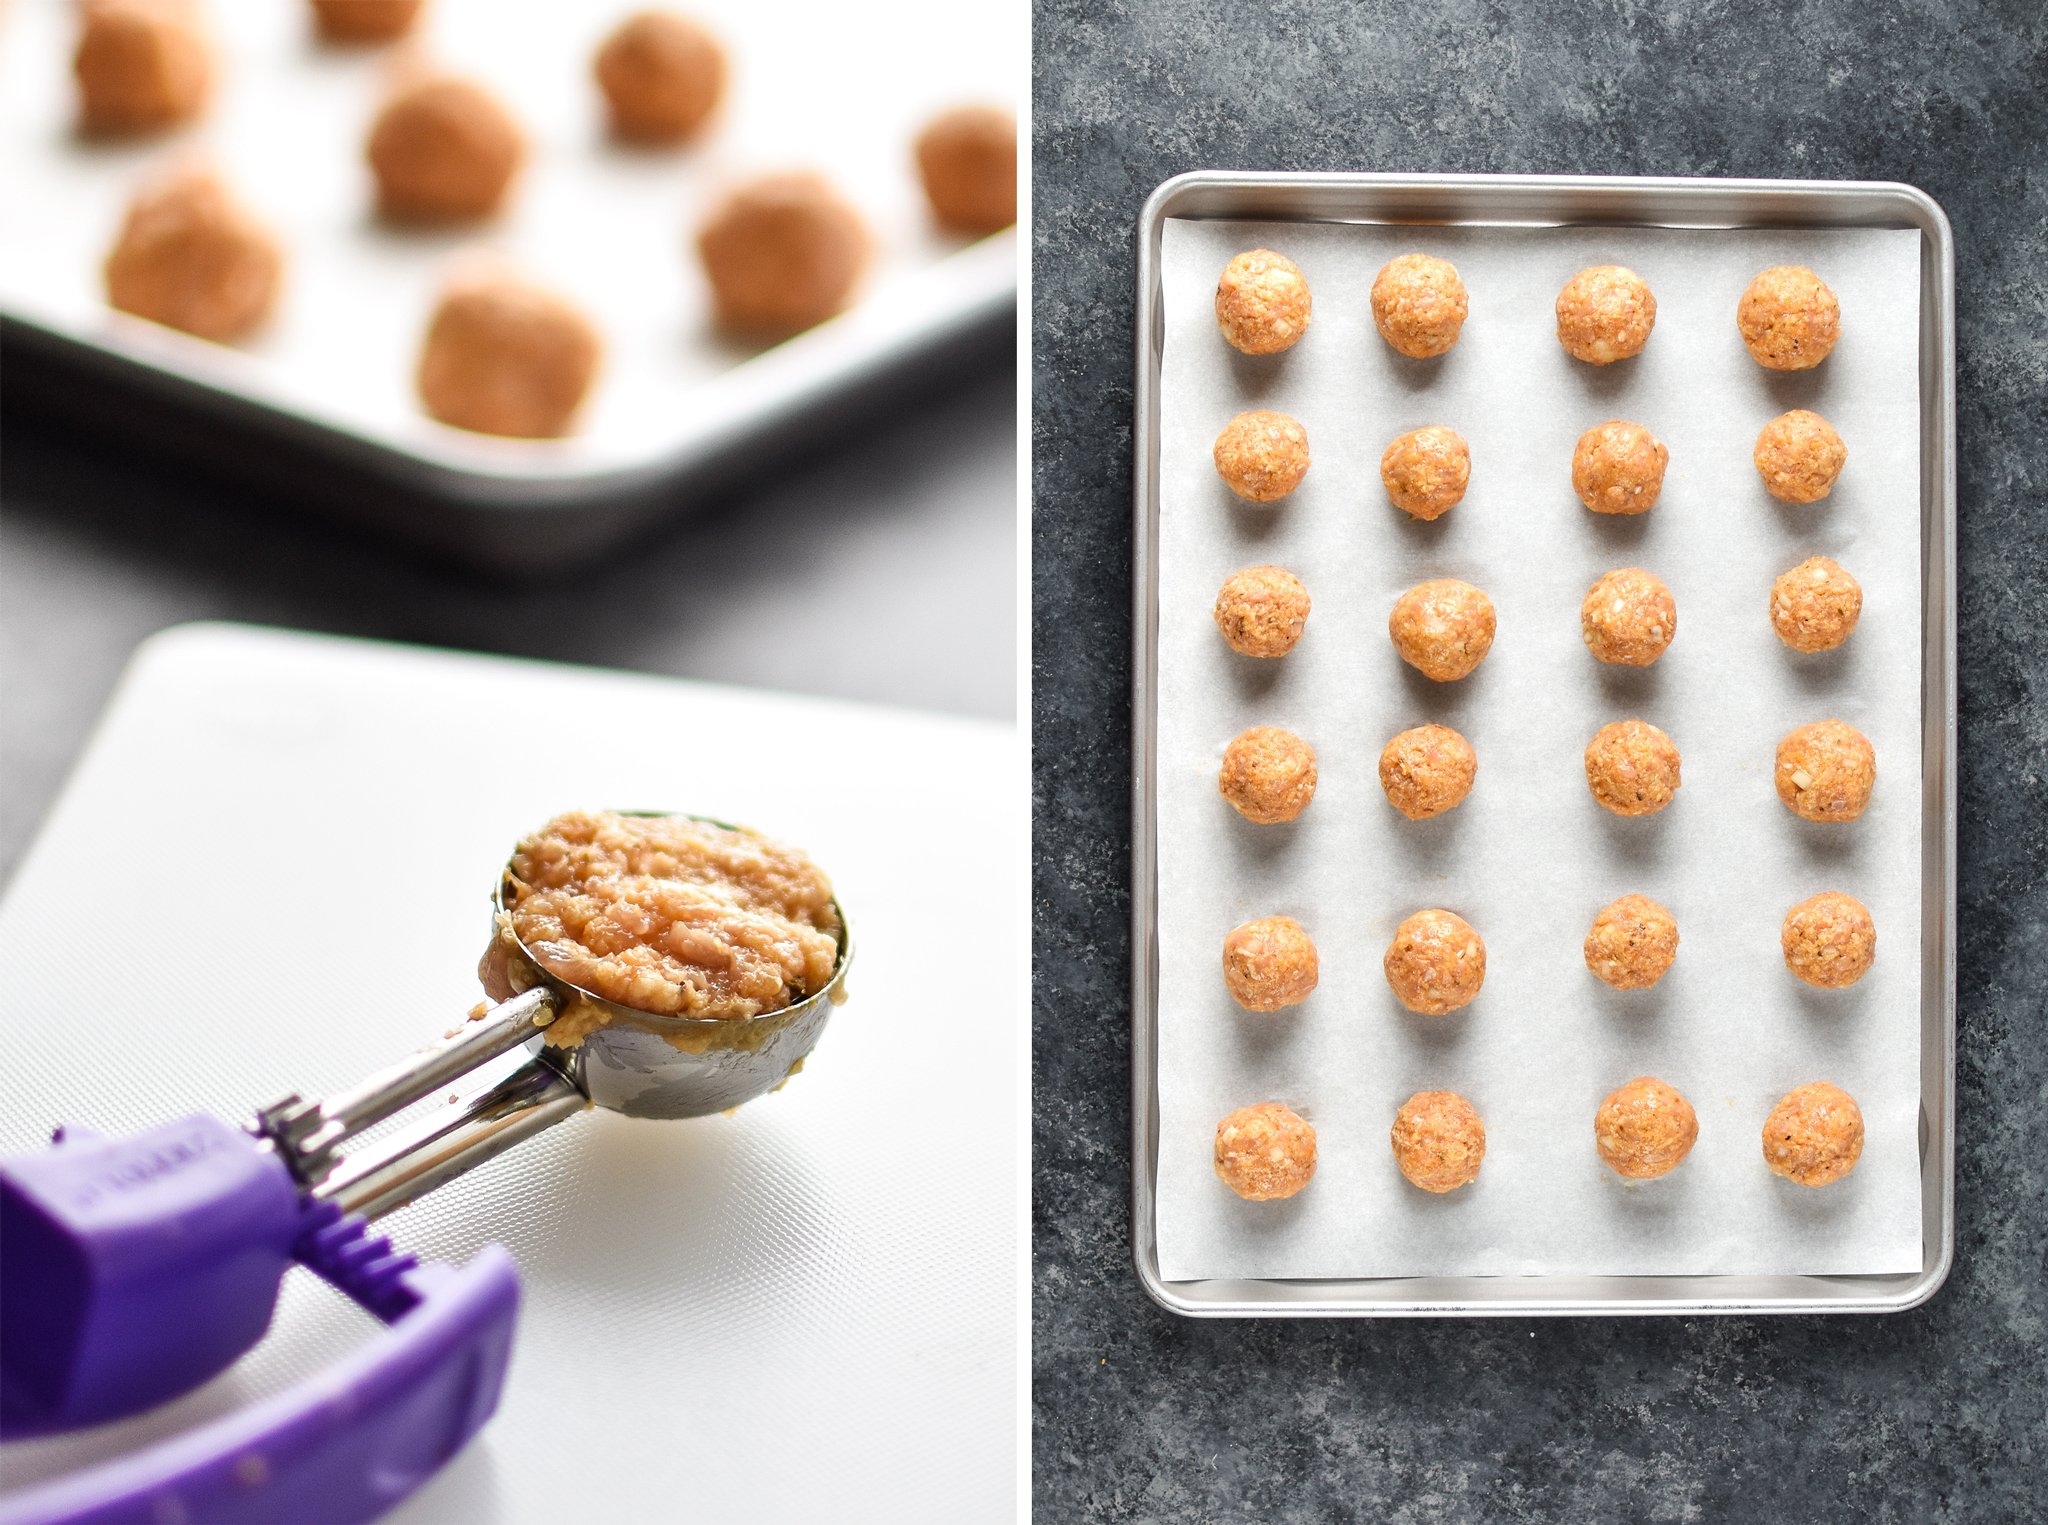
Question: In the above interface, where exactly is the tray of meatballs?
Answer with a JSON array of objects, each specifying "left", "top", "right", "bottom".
[
  {"left": 1131, "top": 173, "right": 1955, "bottom": 1316},
  {"left": 0, "top": 0, "right": 1016, "bottom": 562}
]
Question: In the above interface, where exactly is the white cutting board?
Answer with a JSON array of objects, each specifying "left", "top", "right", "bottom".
[{"left": 0, "top": 624, "right": 1019, "bottom": 1522}]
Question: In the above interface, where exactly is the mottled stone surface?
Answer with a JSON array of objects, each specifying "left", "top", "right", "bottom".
[{"left": 1032, "top": 3, "right": 2046, "bottom": 1518}]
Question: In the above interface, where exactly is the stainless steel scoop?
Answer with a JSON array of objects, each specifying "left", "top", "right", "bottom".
[{"left": 254, "top": 815, "right": 851, "bottom": 1219}]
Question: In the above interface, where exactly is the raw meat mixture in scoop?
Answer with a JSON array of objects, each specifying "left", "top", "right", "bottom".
[{"left": 485, "top": 811, "right": 841, "bottom": 1035}]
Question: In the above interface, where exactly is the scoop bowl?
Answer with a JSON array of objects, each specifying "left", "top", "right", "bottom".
[{"left": 494, "top": 810, "right": 851, "bottom": 1120}]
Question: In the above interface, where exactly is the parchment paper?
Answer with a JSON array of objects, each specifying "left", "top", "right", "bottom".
[{"left": 1154, "top": 216, "right": 1924, "bottom": 1281}]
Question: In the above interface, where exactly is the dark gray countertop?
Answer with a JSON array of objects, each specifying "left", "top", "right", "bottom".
[
  {"left": 0, "top": 362, "right": 1016, "bottom": 879},
  {"left": 1031, "top": 3, "right": 2046, "bottom": 1519}
]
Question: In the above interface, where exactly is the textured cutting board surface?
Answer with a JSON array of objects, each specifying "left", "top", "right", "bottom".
[{"left": 0, "top": 624, "right": 1019, "bottom": 1521}]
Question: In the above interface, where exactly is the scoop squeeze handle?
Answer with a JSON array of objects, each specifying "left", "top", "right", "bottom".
[
  {"left": 1, "top": 1117, "right": 522, "bottom": 1525},
  {"left": 0, "top": 1242, "right": 519, "bottom": 1525},
  {"left": 0, "top": 1116, "right": 302, "bottom": 1435}
]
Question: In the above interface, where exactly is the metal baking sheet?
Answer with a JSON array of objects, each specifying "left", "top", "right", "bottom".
[
  {"left": 0, "top": 0, "right": 1016, "bottom": 572},
  {"left": 1130, "top": 173, "right": 1956, "bottom": 1317}
]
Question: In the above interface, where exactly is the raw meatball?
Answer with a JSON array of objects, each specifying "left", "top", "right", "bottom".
[
  {"left": 1369, "top": 253, "right": 1468, "bottom": 358},
  {"left": 915, "top": 105, "right": 1016, "bottom": 233},
  {"left": 1222, "top": 916, "right": 1319, "bottom": 1012},
  {"left": 1389, "top": 578, "right": 1496, "bottom": 682},
  {"left": 1572, "top": 419, "right": 1668, "bottom": 515},
  {"left": 1219, "top": 726, "right": 1316, "bottom": 824},
  {"left": 74, "top": 0, "right": 211, "bottom": 134},
  {"left": 1215, "top": 248, "right": 1311, "bottom": 355},
  {"left": 1782, "top": 891, "right": 1877, "bottom": 989},
  {"left": 309, "top": 0, "right": 423, "bottom": 42},
  {"left": 1378, "top": 724, "right": 1477, "bottom": 821},
  {"left": 1380, "top": 426, "right": 1471, "bottom": 520},
  {"left": 1390, "top": 1090, "right": 1485, "bottom": 1193},
  {"left": 367, "top": 73, "right": 525, "bottom": 221},
  {"left": 1595, "top": 1077, "right": 1698, "bottom": 1180},
  {"left": 1762, "top": 1081, "right": 1864, "bottom": 1186},
  {"left": 1738, "top": 265, "right": 1840, "bottom": 371},
  {"left": 1215, "top": 1101, "right": 1316, "bottom": 1200},
  {"left": 416, "top": 262, "right": 601, "bottom": 438},
  {"left": 1383, "top": 909, "right": 1485, "bottom": 1015},
  {"left": 697, "top": 172, "right": 871, "bottom": 336},
  {"left": 103, "top": 165, "right": 281, "bottom": 341},
  {"left": 1580, "top": 567, "right": 1676, "bottom": 667},
  {"left": 1771, "top": 556, "right": 1862, "bottom": 652},
  {"left": 1775, "top": 719, "right": 1875, "bottom": 823},
  {"left": 1584, "top": 719, "right": 1681, "bottom": 817},
  {"left": 1754, "top": 410, "right": 1847, "bottom": 503},
  {"left": 594, "top": 10, "right": 727, "bottom": 144},
  {"left": 1214, "top": 565, "right": 1309, "bottom": 658},
  {"left": 1555, "top": 265, "right": 1656, "bottom": 364},
  {"left": 493, "top": 810, "right": 839, "bottom": 1028},
  {"left": 1583, "top": 894, "right": 1679, "bottom": 990},
  {"left": 1213, "top": 410, "right": 1310, "bottom": 503}
]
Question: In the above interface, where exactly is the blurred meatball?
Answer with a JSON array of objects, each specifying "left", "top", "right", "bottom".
[
  {"left": 1572, "top": 419, "right": 1667, "bottom": 515},
  {"left": 1222, "top": 916, "right": 1319, "bottom": 1012},
  {"left": 103, "top": 164, "right": 281, "bottom": 341},
  {"left": 416, "top": 261, "right": 601, "bottom": 438},
  {"left": 1585, "top": 720, "right": 1681, "bottom": 817},
  {"left": 1389, "top": 578, "right": 1495, "bottom": 682},
  {"left": 1377, "top": 724, "right": 1476, "bottom": 821},
  {"left": 1771, "top": 556, "right": 1862, "bottom": 653},
  {"left": 1213, "top": 565, "right": 1310, "bottom": 658},
  {"left": 1782, "top": 891, "right": 1877, "bottom": 989},
  {"left": 1595, "top": 1077, "right": 1698, "bottom": 1180},
  {"left": 75, "top": 0, "right": 211, "bottom": 135},
  {"left": 1753, "top": 409, "right": 1846, "bottom": 503},
  {"left": 309, "top": 0, "right": 424, "bottom": 42},
  {"left": 594, "top": 10, "right": 727, "bottom": 144},
  {"left": 1380, "top": 426, "right": 1470, "bottom": 520},
  {"left": 697, "top": 171, "right": 871, "bottom": 336},
  {"left": 1215, "top": 1101, "right": 1316, "bottom": 1200},
  {"left": 1738, "top": 265, "right": 1839, "bottom": 370},
  {"left": 368, "top": 73, "right": 525, "bottom": 221},
  {"left": 1213, "top": 410, "right": 1310, "bottom": 503},
  {"left": 1775, "top": 719, "right": 1875, "bottom": 823},
  {"left": 1580, "top": 567, "right": 1676, "bottom": 667},
  {"left": 1218, "top": 726, "right": 1317, "bottom": 824},
  {"left": 1383, "top": 909, "right": 1485, "bottom": 1016},
  {"left": 1369, "top": 253, "right": 1467, "bottom": 358},
  {"left": 1390, "top": 1090, "right": 1486, "bottom": 1193},
  {"left": 1762, "top": 1081, "right": 1864, "bottom": 1186},
  {"left": 1556, "top": 265, "right": 1655, "bottom": 364},
  {"left": 915, "top": 104, "right": 1016, "bottom": 233},
  {"left": 1215, "top": 248, "right": 1310, "bottom": 355},
  {"left": 1583, "top": 894, "right": 1679, "bottom": 991}
]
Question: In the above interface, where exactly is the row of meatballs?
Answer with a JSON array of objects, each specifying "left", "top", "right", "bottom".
[
  {"left": 1215, "top": 246, "right": 1842, "bottom": 373},
  {"left": 75, "top": 0, "right": 1015, "bottom": 437},
  {"left": 1218, "top": 556, "right": 1864, "bottom": 677},
  {"left": 1225, "top": 891, "right": 1878, "bottom": 1022},
  {"left": 1212, "top": 407, "right": 1848, "bottom": 515},
  {"left": 1218, "top": 714, "right": 1877, "bottom": 827},
  {"left": 1213, "top": 1079, "right": 1867, "bottom": 1202}
]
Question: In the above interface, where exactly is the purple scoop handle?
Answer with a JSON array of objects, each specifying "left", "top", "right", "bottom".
[
  {"left": 0, "top": 1248, "right": 520, "bottom": 1525},
  {"left": 1, "top": 1120, "right": 521, "bottom": 1524},
  {"left": 1, "top": 1118, "right": 303, "bottom": 1433}
]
